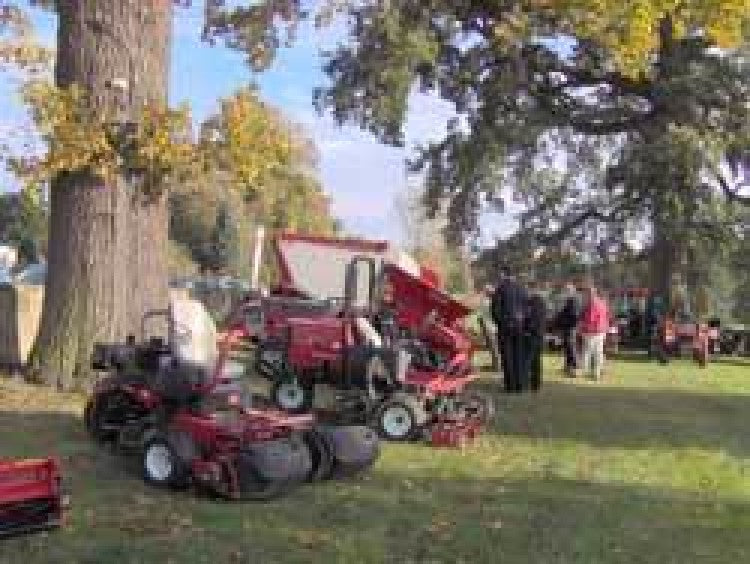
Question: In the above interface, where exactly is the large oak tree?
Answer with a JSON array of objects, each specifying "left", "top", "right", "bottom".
[
  {"left": 312, "top": 1, "right": 750, "bottom": 296},
  {"left": 1, "top": 0, "right": 304, "bottom": 388}
]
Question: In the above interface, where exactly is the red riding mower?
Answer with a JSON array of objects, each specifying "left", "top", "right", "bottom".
[
  {"left": 0, "top": 457, "right": 69, "bottom": 538},
  {"left": 658, "top": 317, "right": 713, "bottom": 367},
  {"left": 84, "top": 307, "right": 379, "bottom": 501},
  {"left": 228, "top": 235, "right": 494, "bottom": 445}
]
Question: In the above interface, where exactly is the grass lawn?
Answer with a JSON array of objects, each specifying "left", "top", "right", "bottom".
[{"left": 1, "top": 355, "right": 749, "bottom": 563}]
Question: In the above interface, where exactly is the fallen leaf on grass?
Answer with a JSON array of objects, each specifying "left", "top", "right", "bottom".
[
  {"left": 295, "top": 529, "right": 333, "bottom": 549},
  {"left": 426, "top": 516, "right": 455, "bottom": 541},
  {"left": 132, "top": 493, "right": 154, "bottom": 506}
]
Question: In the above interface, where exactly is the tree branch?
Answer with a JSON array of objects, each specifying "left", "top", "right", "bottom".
[
  {"left": 715, "top": 174, "right": 750, "bottom": 205},
  {"left": 565, "top": 112, "right": 654, "bottom": 135},
  {"left": 550, "top": 67, "right": 653, "bottom": 99}
]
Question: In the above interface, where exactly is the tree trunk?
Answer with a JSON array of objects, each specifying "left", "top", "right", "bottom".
[
  {"left": 650, "top": 216, "right": 683, "bottom": 308},
  {"left": 28, "top": 0, "right": 172, "bottom": 390}
]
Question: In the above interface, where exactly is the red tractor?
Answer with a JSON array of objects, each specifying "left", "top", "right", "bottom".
[
  {"left": 84, "top": 308, "right": 379, "bottom": 501},
  {"left": 226, "top": 234, "right": 493, "bottom": 444}
]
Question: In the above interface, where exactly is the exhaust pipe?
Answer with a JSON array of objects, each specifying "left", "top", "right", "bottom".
[{"left": 251, "top": 226, "right": 265, "bottom": 291}]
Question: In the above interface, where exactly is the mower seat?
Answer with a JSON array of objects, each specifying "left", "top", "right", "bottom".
[
  {"left": 152, "top": 359, "right": 210, "bottom": 405},
  {"left": 170, "top": 297, "right": 219, "bottom": 373}
]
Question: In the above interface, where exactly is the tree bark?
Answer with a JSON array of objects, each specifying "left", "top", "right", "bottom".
[
  {"left": 650, "top": 215, "right": 684, "bottom": 308},
  {"left": 28, "top": 0, "right": 172, "bottom": 390}
]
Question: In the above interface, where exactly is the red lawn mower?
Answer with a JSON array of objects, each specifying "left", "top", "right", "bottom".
[
  {"left": 226, "top": 233, "right": 494, "bottom": 445},
  {"left": 0, "top": 457, "right": 68, "bottom": 538},
  {"left": 84, "top": 308, "right": 379, "bottom": 501}
]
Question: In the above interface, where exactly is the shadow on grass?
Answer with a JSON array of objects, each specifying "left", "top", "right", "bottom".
[
  {"left": 1, "top": 434, "right": 748, "bottom": 564},
  {"left": 713, "top": 357, "right": 750, "bottom": 368},
  {"left": 477, "top": 380, "right": 750, "bottom": 459},
  {"left": 606, "top": 350, "right": 750, "bottom": 367}
]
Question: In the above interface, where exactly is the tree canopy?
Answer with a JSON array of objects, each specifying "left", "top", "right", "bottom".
[
  {"left": 304, "top": 0, "right": 749, "bottom": 303},
  {"left": 169, "top": 89, "right": 339, "bottom": 277},
  {"left": 2, "top": 0, "right": 747, "bottom": 299}
]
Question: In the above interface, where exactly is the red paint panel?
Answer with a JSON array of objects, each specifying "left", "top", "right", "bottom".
[{"left": 0, "top": 457, "right": 60, "bottom": 506}]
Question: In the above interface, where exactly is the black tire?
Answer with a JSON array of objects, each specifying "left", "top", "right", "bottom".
[
  {"left": 85, "top": 391, "right": 125, "bottom": 443},
  {"left": 375, "top": 393, "right": 428, "bottom": 441},
  {"left": 325, "top": 425, "right": 380, "bottom": 479},
  {"left": 83, "top": 400, "right": 95, "bottom": 436},
  {"left": 302, "top": 428, "right": 334, "bottom": 482},
  {"left": 235, "top": 456, "right": 295, "bottom": 502},
  {"left": 270, "top": 379, "right": 314, "bottom": 414},
  {"left": 141, "top": 432, "right": 193, "bottom": 489}
]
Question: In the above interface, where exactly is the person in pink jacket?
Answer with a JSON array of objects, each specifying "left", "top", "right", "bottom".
[{"left": 578, "top": 284, "right": 610, "bottom": 380}]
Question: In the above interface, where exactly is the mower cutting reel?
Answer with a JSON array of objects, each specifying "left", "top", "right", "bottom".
[
  {"left": 86, "top": 303, "right": 379, "bottom": 502},
  {"left": 0, "top": 457, "right": 69, "bottom": 538}
]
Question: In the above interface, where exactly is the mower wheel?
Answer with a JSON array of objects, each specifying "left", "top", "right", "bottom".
[
  {"left": 235, "top": 457, "right": 295, "bottom": 502},
  {"left": 302, "top": 428, "right": 334, "bottom": 482},
  {"left": 142, "top": 433, "right": 193, "bottom": 489},
  {"left": 271, "top": 379, "right": 314, "bottom": 414},
  {"left": 85, "top": 392, "right": 124, "bottom": 443},
  {"left": 319, "top": 425, "right": 380, "bottom": 479},
  {"left": 375, "top": 393, "right": 428, "bottom": 441},
  {"left": 460, "top": 391, "right": 496, "bottom": 425},
  {"left": 237, "top": 436, "right": 310, "bottom": 501},
  {"left": 83, "top": 400, "right": 95, "bottom": 436}
]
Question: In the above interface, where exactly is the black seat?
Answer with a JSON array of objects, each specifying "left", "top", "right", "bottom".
[{"left": 152, "top": 359, "right": 210, "bottom": 405}]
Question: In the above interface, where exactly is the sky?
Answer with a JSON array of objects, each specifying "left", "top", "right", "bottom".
[{"left": 0, "top": 2, "right": 511, "bottom": 244}]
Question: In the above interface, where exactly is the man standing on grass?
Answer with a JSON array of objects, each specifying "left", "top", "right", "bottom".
[
  {"left": 557, "top": 284, "right": 581, "bottom": 377},
  {"left": 578, "top": 284, "right": 610, "bottom": 381},
  {"left": 491, "top": 267, "right": 529, "bottom": 393},
  {"left": 524, "top": 279, "right": 548, "bottom": 392}
]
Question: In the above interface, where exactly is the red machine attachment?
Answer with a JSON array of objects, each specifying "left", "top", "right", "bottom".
[
  {"left": 429, "top": 418, "right": 482, "bottom": 448},
  {"left": 0, "top": 457, "right": 68, "bottom": 538}
]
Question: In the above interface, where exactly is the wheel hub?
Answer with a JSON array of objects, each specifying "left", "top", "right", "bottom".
[
  {"left": 381, "top": 405, "right": 412, "bottom": 439},
  {"left": 145, "top": 444, "right": 173, "bottom": 481},
  {"left": 276, "top": 381, "right": 305, "bottom": 410}
]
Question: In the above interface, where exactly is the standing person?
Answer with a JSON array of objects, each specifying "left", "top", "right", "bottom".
[
  {"left": 556, "top": 284, "right": 581, "bottom": 377},
  {"left": 578, "top": 284, "right": 610, "bottom": 381},
  {"left": 475, "top": 284, "right": 501, "bottom": 372},
  {"left": 524, "top": 280, "right": 548, "bottom": 392},
  {"left": 490, "top": 276, "right": 508, "bottom": 380},
  {"left": 646, "top": 292, "right": 665, "bottom": 358},
  {"left": 491, "top": 267, "right": 528, "bottom": 393}
]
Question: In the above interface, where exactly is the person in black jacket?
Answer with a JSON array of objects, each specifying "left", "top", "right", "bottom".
[
  {"left": 524, "top": 280, "right": 548, "bottom": 392},
  {"left": 491, "top": 267, "right": 529, "bottom": 393},
  {"left": 556, "top": 285, "right": 580, "bottom": 376}
]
